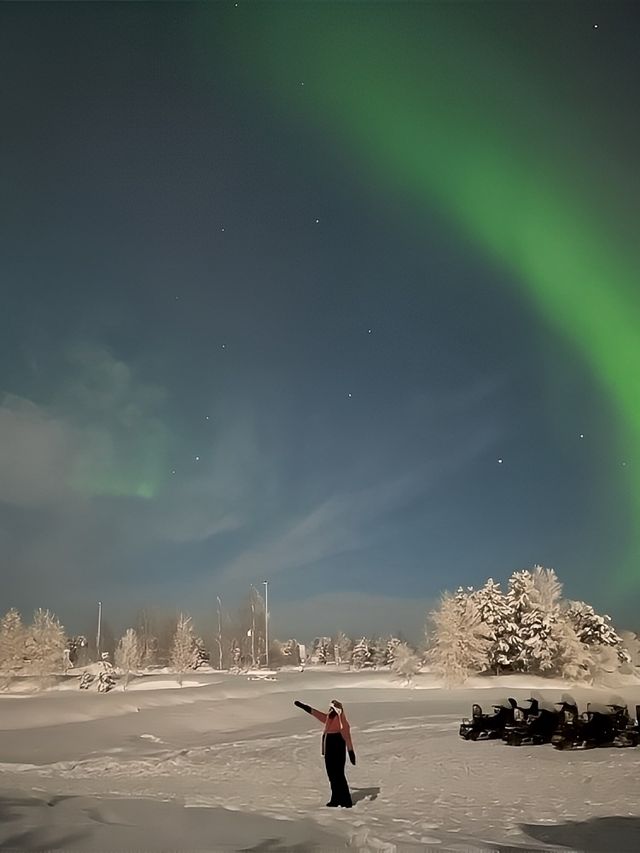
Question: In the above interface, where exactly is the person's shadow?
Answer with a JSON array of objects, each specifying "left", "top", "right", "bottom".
[{"left": 351, "top": 786, "right": 380, "bottom": 806}]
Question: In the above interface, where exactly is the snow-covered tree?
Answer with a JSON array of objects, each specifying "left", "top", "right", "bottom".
[
  {"left": 372, "top": 637, "right": 389, "bottom": 668},
  {"left": 191, "top": 637, "right": 210, "bottom": 669},
  {"left": 351, "top": 636, "right": 373, "bottom": 669},
  {"left": 313, "top": 636, "right": 331, "bottom": 664},
  {"left": 472, "top": 579, "right": 514, "bottom": 673},
  {"left": 0, "top": 608, "right": 27, "bottom": 672},
  {"left": 386, "top": 637, "right": 402, "bottom": 667},
  {"left": 519, "top": 566, "right": 564, "bottom": 673},
  {"left": 554, "top": 614, "right": 594, "bottom": 682},
  {"left": 504, "top": 567, "right": 562, "bottom": 673},
  {"left": 25, "top": 609, "right": 66, "bottom": 677},
  {"left": 588, "top": 645, "right": 622, "bottom": 685},
  {"left": 427, "top": 589, "right": 491, "bottom": 686},
  {"left": 333, "top": 631, "right": 352, "bottom": 665},
  {"left": 620, "top": 631, "right": 640, "bottom": 672},
  {"left": 566, "top": 601, "right": 627, "bottom": 659},
  {"left": 390, "top": 642, "right": 421, "bottom": 685},
  {"left": 66, "top": 635, "right": 90, "bottom": 667},
  {"left": 115, "top": 628, "right": 143, "bottom": 689},
  {"left": 170, "top": 613, "right": 195, "bottom": 686}
]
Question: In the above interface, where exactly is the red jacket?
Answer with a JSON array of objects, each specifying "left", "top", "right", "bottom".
[{"left": 310, "top": 708, "right": 354, "bottom": 753}]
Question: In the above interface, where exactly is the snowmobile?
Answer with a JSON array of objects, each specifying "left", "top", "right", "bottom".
[
  {"left": 551, "top": 701, "right": 640, "bottom": 750},
  {"left": 503, "top": 698, "right": 561, "bottom": 746},
  {"left": 459, "top": 698, "right": 517, "bottom": 741}
]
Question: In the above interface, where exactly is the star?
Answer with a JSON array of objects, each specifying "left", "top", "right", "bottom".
[
  {"left": 315, "top": 218, "right": 319, "bottom": 223},
  {"left": 497, "top": 458, "right": 503, "bottom": 464},
  {"left": 300, "top": 81, "right": 305, "bottom": 87},
  {"left": 221, "top": 344, "right": 226, "bottom": 349},
  {"left": 221, "top": 227, "right": 225, "bottom": 232},
  {"left": 579, "top": 433, "right": 584, "bottom": 439},
  {"left": 368, "top": 328, "right": 372, "bottom": 334},
  {"left": 347, "top": 392, "right": 352, "bottom": 398},
  {"left": 205, "top": 416, "right": 210, "bottom": 421},
  {"left": 621, "top": 460, "right": 628, "bottom": 467},
  {"left": 171, "top": 469, "right": 176, "bottom": 475},
  {"left": 195, "top": 456, "right": 200, "bottom": 462},
  {"left": 593, "top": 24, "right": 598, "bottom": 29}
]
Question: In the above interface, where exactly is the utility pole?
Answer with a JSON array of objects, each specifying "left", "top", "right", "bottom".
[
  {"left": 96, "top": 601, "right": 102, "bottom": 659},
  {"left": 250, "top": 587, "right": 256, "bottom": 668},
  {"left": 263, "top": 580, "right": 269, "bottom": 668},
  {"left": 216, "top": 596, "right": 223, "bottom": 670}
]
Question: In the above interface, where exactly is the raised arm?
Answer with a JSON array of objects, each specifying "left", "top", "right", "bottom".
[{"left": 294, "top": 700, "right": 327, "bottom": 724}]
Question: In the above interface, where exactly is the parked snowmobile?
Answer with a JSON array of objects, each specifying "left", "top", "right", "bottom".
[
  {"left": 459, "top": 698, "right": 517, "bottom": 741},
  {"left": 551, "top": 701, "right": 640, "bottom": 750},
  {"left": 504, "top": 698, "right": 561, "bottom": 746}
]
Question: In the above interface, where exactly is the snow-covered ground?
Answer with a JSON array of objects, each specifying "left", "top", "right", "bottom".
[{"left": 2, "top": 669, "right": 640, "bottom": 851}]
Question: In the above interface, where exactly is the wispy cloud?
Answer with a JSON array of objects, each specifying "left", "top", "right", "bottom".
[{"left": 215, "top": 417, "right": 498, "bottom": 587}]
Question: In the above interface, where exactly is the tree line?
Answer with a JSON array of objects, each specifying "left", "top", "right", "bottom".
[{"left": 1, "top": 566, "right": 638, "bottom": 688}]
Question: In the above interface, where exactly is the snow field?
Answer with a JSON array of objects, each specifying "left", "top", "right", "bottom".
[{"left": 1, "top": 669, "right": 640, "bottom": 850}]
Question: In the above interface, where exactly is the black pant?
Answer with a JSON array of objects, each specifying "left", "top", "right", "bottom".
[{"left": 324, "top": 733, "right": 352, "bottom": 806}]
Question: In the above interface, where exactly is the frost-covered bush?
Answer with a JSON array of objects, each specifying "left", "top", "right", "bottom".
[
  {"left": 427, "top": 589, "right": 491, "bottom": 686},
  {"left": 390, "top": 642, "right": 421, "bottom": 685},
  {"left": 170, "top": 614, "right": 195, "bottom": 685},
  {"left": 0, "top": 608, "right": 27, "bottom": 672},
  {"left": 115, "top": 628, "right": 143, "bottom": 689}
]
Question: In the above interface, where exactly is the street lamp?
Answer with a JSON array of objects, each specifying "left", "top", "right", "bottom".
[
  {"left": 96, "top": 601, "right": 102, "bottom": 658},
  {"left": 263, "top": 580, "right": 269, "bottom": 668}
]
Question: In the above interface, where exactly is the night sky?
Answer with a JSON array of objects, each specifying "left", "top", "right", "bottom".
[{"left": 1, "top": 1, "right": 639, "bottom": 641}]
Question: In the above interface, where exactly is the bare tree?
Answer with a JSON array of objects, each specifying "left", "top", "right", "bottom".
[
  {"left": 25, "top": 609, "right": 66, "bottom": 683},
  {"left": 391, "top": 642, "right": 422, "bottom": 685},
  {"left": 170, "top": 613, "right": 195, "bottom": 686},
  {"left": 0, "top": 608, "right": 27, "bottom": 673},
  {"left": 427, "top": 591, "right": 490, "bottom": 686},
  {"left": 115, "top": 628, "right": 143, "bottom": 689}
]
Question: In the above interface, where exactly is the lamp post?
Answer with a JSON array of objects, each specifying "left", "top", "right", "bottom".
[
  {"left": 96, "top": 601, "right": 102, "bottom": 659},
  {"left": 263, "top": 580, "right": 269, "bottom": 669},
  {"left": 216, "top": 596, "right": 223, "bottom": 671}
]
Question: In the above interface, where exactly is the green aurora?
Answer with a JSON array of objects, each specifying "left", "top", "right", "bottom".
[{"left": 195, "top": 4, "right": 639, "bottom": 585}]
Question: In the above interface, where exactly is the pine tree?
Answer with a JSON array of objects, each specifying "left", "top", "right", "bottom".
[
  {"left": 504, "top": 568, "right": 561, "bottom": 673},
  {"left": 0, "top": 608, "right": 27, "bottom": 672},
  {"left": 115, "top": 628, "right": 143, "bottom": 689},
  {"left": 351, "top": 636, "right": 372, "bottom": 669},
  {"left": 427, "top": 590, "right": 490, "bottom": 686},
  {"left": 505, "top": 570, "right": 536, "bottom": 669},
  {"left": 372, "top": 637, "right": 389, "bottom": 668},
  {"left": 390, "top": 642, "right": 421, "bottom": 685},
  {"left": 314, "top": 636, "right": 331, "bottom": 664},
  {"left": 566, "top": 601, "right": 627, "bottom": 659},
  {"left": 472, "top": 579, "right": 514, "bottom": 673},
  {"left": 386, "top": 637, "right": 402, "bottom": 667},
  {"left": 191, "top": 637, "right": 210, "bottom": 669},
  {"left": 333, "top": 631, "right": 352, "bottom": 665},
  {"left": 170, "top": 613, "right": 195, "bottom": 686},
  {"left": 25, "top": 609, "right": 66, "bottom": 677}
]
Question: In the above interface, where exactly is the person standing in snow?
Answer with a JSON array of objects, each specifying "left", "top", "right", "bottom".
[{"left": 294, "top": 698, "right": 355, "bottom": 808}]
